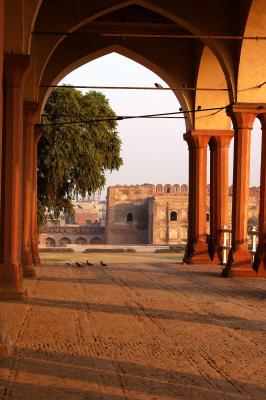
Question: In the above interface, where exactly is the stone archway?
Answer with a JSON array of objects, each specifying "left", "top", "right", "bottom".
[
  {"left": 0, "top": 0, "right": 265, "bottom": 305},
  {"left": 59, "top": 237, "right": 72, "bottom": 247},
  {"left": 45, "top": 237, "right": 56, "bottom": 247},
  {"left": 90, "top": 237, "right": 103, "bottom": 245},
  {"left": 75, "top": 237, "right": 87, "bottom": 245}
]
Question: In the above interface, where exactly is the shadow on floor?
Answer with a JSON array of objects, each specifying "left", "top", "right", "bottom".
[{"left": 1, "top": 348, "right": 265, "bottom": 400}]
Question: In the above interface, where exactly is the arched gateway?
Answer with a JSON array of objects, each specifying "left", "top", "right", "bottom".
[{"left": 0, "top": 1, "right": 265, "bottom": 316}]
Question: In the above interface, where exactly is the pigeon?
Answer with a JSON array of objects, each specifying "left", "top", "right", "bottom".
[
  {"left": 100, "top": 260, "right": 107, "bottom": 266},
  {"left": 86, "top": 260, "right": 94, "bottom": 266},
  {"left": 76, "top": 261, "right": 83, "bottom": 267}
]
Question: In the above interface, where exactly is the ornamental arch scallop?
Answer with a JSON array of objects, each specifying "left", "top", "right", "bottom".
[{"left": 0, "top": 0, "right": 265, "bottom": 314}]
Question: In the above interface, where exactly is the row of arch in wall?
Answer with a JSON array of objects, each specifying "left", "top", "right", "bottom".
[
  {"left": 155, "top": 184, "right": 258, "bottom": 196},
  {"left": 45, "top": 237, "right": 103, "bottom": 247},
  {"left": 156, "top": 184, "right": 188, "bottom": 194}
]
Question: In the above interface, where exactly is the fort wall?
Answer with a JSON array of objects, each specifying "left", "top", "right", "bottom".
[{"left": 106, "top": 184, "right": 260, "bottom": 245}]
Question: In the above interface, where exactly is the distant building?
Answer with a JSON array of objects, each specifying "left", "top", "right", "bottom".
[
  {"left": 105, "top": 184, "right": 260, "bottom": 245},
  {"left": 39, "top": 199, "right": 106, "bottom": 247},
  {"left": 39, "top": 184, "right": 260, "bottom": 247}
]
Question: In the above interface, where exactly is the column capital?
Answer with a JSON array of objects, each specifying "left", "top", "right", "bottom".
[
  {"left": 4, "top": 53, "right": 30, "bottom": 88},
  {"left": 24, "top": 101, "right": 40, "bottom": 125},
  {"left": 213, "top": 130, "right": 234, "bottom": 148},
  {"left": 226, "top": 104, "right": 266, "bottom": 130},
  {"left": 183, "top": 132, "right": 194, "bottom": 150},
  {"left": 183, "top": 130, "right": 210, "bottom": 148}
]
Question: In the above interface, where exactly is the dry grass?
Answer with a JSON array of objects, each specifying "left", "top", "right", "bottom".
[{"left": 40, "top": 251, "right": 184, "bottom": 265}]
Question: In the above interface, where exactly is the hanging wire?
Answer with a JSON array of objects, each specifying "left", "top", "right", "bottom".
[
  {"left": 40, "top": 81, "right": 266, "bottom": 92},
  {"left": 32, "top": 31, "right": 266, "bottom": 40},
  {"left": 238, "top": 81, "right": 266, "bottom": 92},
  {"left": 40, "top": 84, "right": 230, "bottom": 92},
  {"left": 38, "top": 105, "right": 229, "bottom": 127}
]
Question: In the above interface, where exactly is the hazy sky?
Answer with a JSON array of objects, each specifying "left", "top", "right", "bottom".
[{"left": 60, "top": 53, "right": 262, "bottom": 196}]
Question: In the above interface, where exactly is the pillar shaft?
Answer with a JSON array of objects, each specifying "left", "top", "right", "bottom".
[
  {"left": 0, "top": 0, "right": 3, "bottom": 208},
  {"left": 0, "top": 0, "right": 13, "bottom": 356},
  {"left": 209, "top": 139, "right": 218, "bottom": 261},
  {"left": 184, "top": 129, "right": 233, "bottom": 265},
  {"left": 0, "top": 54, "right": 30, "bottom": 300},
  {"left": 211, "top": 133, "right": 233, "bottom": 262},
  {"left": 183, "top": 137, "right": 195, "bottom": 262},
  {"left": 223, "top": 110, "right": 255, "bottom": 277},
  {"left": 183, "top": 131, "right": 211, "bottom": 264},
  {"left": 253, "top": 114, "right": 266, "bottom": 274},
  {"left": 31, "top": 127, "right": 41, "bottom": 267},
  {"left": 21, "top": 101, "right": 39, "bottom": 277}
]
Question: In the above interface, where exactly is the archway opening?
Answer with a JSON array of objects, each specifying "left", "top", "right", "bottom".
[
  {"left": 248, "top": 117, "right": 262, "bottom": 255},
  {"left": 170, "top": 211, "right": 177, "bottom": 221},
  {"left": 53, "top": 52, "right": 188, "bottom": 250},
  {"left": 75, "top": 237, "right": 87, "bottom": 245},
  {"left": 45, "top": 237, "right": 56, "bottom": 247},
  {"left": 126, "top": 212, "right": 134, "bottom": 223},
  {"left": 59, "top": 237, "right": 71, "bottom": 247}
]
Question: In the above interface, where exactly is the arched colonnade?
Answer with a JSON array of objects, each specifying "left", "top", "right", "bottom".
[{"left": 0, "top": 0, "right": 265, "bottom": 308}]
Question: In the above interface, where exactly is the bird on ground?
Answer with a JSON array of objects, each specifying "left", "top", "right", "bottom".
[
  {"left": 86, "top": 260, "right": 94, "bottom": 266},
  {"left": 76, "top": 261, "right": 83, "bottom": 267},
  {"left": 100, "top": 260, "right": 107, "bottom": 266}
]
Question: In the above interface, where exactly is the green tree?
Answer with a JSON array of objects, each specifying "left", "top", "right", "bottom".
[{"left": 38, "top": 87, "right": 122, "bottom": 230}]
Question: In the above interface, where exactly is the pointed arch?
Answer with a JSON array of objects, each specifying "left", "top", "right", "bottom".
[
  {"left": 29, "top": 0, "right": 234, "bottom": 116},
  {"left": 195, "top": 46, "right": 231, "bottom": 130},
  {"left": 238, "top": 0, "right": 266, "bottom": 103},
  {"left": 39, "top": 44, "right": 192, "bottom": 129}
]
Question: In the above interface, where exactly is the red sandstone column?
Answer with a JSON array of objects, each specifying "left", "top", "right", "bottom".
[
  {"left": 183, "top": 131, "right": 211, "bottom": 264},
  {"left": 0, "top": 0, "right": 4, "bottom": 220},
  {"left": 21, "top": 102, "right": 39, "bottom": 277},
  {"left": 0, "top": 0, "right": 12, "bottom": 356},
  {"left": 31, "top": 126, "right": 42, "bottom": 267},
  {"left": 253, "top": 113, "right": 266, "bottom": 275},
  {"left": 213, "top": 132, "right": 233, "bottom": 263},
  {"left": 183, "top": 135, "right": 195, "bottom": 262},
  {"left": 209, "top": 138, "right": 218, "bottom": 262},
  {"left": 0, "top": 54, "right": 30, "bottom": 299},
  {"left": 222, "top": 110, "right": 255, "bottom": 277}
]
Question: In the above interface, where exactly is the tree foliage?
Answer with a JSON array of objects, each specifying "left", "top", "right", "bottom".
[{"left": 38, "top": 87, "right": 122, "bottom": 229}]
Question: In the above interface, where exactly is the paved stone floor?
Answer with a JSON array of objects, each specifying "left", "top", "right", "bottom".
[{"left": 0, "top": 262, "right": 265, "bottom": 400}]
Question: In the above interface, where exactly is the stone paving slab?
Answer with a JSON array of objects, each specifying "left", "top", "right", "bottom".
[{"left": 0, "top": 263, "right": 265, "bottom": 400}]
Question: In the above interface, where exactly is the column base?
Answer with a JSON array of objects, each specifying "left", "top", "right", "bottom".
[
  {"left": 0, "top": 263, "right": 28, "bottom": 300},
  {"left": 0, "top": 285, "right": 28, "bottom": 301},
  {"left": 208, "top": 239, "right": 221, "bottom": 265},
  {"left": 21, "top": 246, "right": 35, "bottom": 277},
  {"left": 221, "top": 266, "right": 262, "bottom": 278},
  {"left": 253, "top": 244, "right": 266, "bottom": 277},
  {"left": 31, "top": 239, "right": 41, "bottom": 267},
  {"left": 183, "top": 240, "right": 194, "bottom": 263},
  {"left": 22, "top": 265, "right": 36, "bottom": 278},
  {"left": 0, "top": 320, "right": 13, "bottom": 357},
  {"left": 183, "top": 241, "right": 213, "bottom": 264},
  {"left": 221, "top": 247, "right": 259, "bottom": 278}
]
